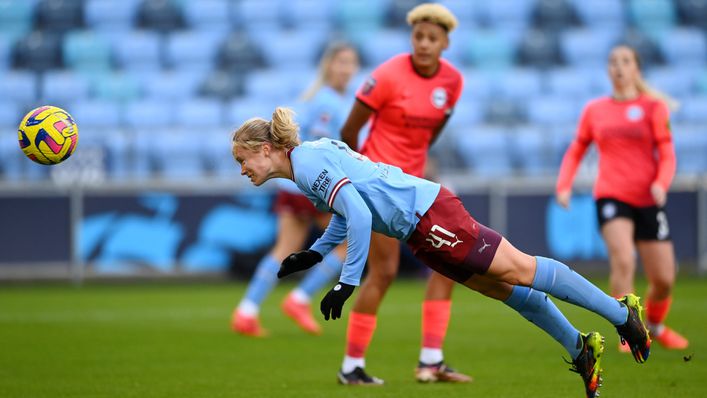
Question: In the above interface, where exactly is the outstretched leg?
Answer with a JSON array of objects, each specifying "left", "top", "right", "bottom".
[
  {"left": 484, "top": 238, "right": 650, "bottom": 363},
  {"left": 464, "top": 274, "right": 604, "bottom": 398}
]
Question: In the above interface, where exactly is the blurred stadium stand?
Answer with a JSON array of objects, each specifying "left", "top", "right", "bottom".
[{"left": 1, "top": 0, "right": 706, "bottom": 182}]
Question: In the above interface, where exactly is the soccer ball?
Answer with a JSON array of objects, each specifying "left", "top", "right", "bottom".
[{"left": 18, "top": 105, "right": 79, "bottom": 165}]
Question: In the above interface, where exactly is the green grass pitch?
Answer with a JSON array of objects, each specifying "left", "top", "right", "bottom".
[{"left": 1, "top": 277, "right": 705, "bottom": 397}]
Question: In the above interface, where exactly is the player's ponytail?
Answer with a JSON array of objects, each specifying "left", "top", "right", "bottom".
[
  {"left": 626, "top": 46, "right": 680, "bottom": 112},
  {"left": 635, "top": 76, "right": 680, "bottom": 112},
  {"left": 231, "top": 107, "right": 300, "bottom": 152},
  {"left": 270, "top": 107, "right": 301, "bottom": 149}
]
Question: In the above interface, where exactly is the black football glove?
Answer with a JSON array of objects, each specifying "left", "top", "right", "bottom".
[
  {"left": 277, "top": 250, "right": 323, "bottom": 279},
  {"left": 320, "top": 282, "right": 355, "bottom": 321}
]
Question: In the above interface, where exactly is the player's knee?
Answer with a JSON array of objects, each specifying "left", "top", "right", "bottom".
[
  {"left": 652, "top": 277, "right": 673, "bottom": 296},
  {"left": 612, "top": 251, "right": 635, "bottom": 272}
]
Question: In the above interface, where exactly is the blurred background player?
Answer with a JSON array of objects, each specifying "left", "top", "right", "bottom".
[
  {"left": 555, "top": 45, "right": 688, "bottom": 351},
  {"left": 338, "top": 3, "right": 469, "bottom": 384},
  {"left": 232, "top": 43, "right": 360, "bottom": 337}
]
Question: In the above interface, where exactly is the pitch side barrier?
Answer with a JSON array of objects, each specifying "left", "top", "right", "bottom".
[{"left": 0, "top": 176, "right": 705, "bottom": 282}]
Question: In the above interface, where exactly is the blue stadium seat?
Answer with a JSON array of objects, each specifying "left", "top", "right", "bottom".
[
  {"left": 678, "top": 96, "right": 707, "bottom": 124},
  {"left": 516, "top": 29, "right": 562, "bottom": 69},
  {"left": 175, "top": 99, "right": 224, "bottom": 129},
  {"left": 0, "top": 0, "right": 34, "bottom": 43},
  {"left": 235, "top": 0, "right": 282, "bottom": 33},
  {"left": 243, "top": 68, "right": 306, "bottom": 103},
  {"left": 124, "top": 99, "right": 172, "bottom": 129},
  {"left": 70, "top": 100, "right": 122, "bottom": 129},
  {"left": 136, "top": 0, "right": 184, "bottom": 33},
  {"left": 560, "top": 28, "right": 617, "bottom": 69},
  {"left": 151, "top": 128, "right": 206, "bottom": 179},
  {"left": 456, "top": 125, "right": 513, "bottom": 177},
  {"left": 497, "top": 68, "right": 542, "bottom": 100},
  {"left": 527, "top": 96, "right": 580, "bottom": 126},
  {"left": 676, "top": 0, "right": 707, "bottom": 30},
  {"left": 0, "top": 100, "right": 20, "bottom": 128},
  {"left": 79, "top": 127, "right": 123, "bottom": 179},
  {"left": 40, "top": 71, "right": 90, "bottom": 105},
  {"left": 480, "top": 0, "right": 535, "bottom": 35},
  {"left": 202, "top": 128, "right": 240, "bottom": 177},
  {"left": 217, "top": 31, "right": 267, "bottom": 72},
  {"left": 69, "top": 101, "right": 121, "bottom": 160},
  {"left": 571, "top": 0, "right": 625, "bottom": 35},
  {"left": 509, "top": 125, "right": 552, "bottom": 176},
  {"left": 628, "top": 0, "right": 677, "bottom": 42},
  {"left": 0, "top": 71, "right": 37, "bottom": 105},
  {"left": 0, "top": 37, "right": 10, "bottom": 71},
  {"left": 226, "top": 98, "right": 275, "bottom": 127},
  {"left": 282, "top": 0, "right": 333, "bottom": 30},
  {"left": 484, "top": 97, "right": 526, "bottom": 124},
  {"left": 0, "top": 121, "right": 24, "bottom": 181},
  {"left": 164, "top": 31, "right": 222, "bottom": 72},
  {"left": 696, "top": 70, "right": 707, "bottom": 95},
  {"left": 63, "top": 30, "right": 113, "bottom": 73},
  {"left": 548, "top": 124, "right": 577, "bottom": 166},
  {"left": 646, "top": 67, "right": 696, "bottom": 98},
  {"left": 530, "top": 0, "right": 580, "bottom": 32},
  {"left": 465, "top": 29, "right": 516, "bottom": 70},
  {"left": 84, "top": 0, "right": 140, "bottom": 33},
  {"left": 673, "top": 124, "right": 707, "bottom": 173},
  {"left": 93, "top": 72, "right": 141, "bottom": 103},
  {"left": 616, "top": 28, "right": 665, "bottom": 67},
  {"left": 199, "top": 69, "right": 244, "bottom": 99},
  {"left": 183, "top": 0, "right": 230, "bottom": 34},
  {"left": 439, "top": 0, "right": 478, "bottom": 26},
  {"left": 114, "top": 30, "right": 162, "bottom": 72},
  {"left": 13, "top": 31, "right": 63, "bottom": 71},
  {"left": 359, "top": 29, "right": 408, "bottom": 68},
  {"left": 461, "top": 69, "right": 495, "bottom": 100},
  {"left": 545, "top": 68, "right": 595, "bottom": 101},
  {"left": 142, "top": 70, "right": 203, "bottom": 100},
  {"left": 445, "top": 98, "right": 485, "bottom": 135},
  {"left": 443, "top": 28, "right": 474, "bottom": 67},
  {"left": 36, "top": 0, "right": 84, "bottom": 34},
  {"left": 258, "top": 29, "right": 326, "bottom": 70},
  {"left": 659, "top": 28, "right": 707, "bottom": 69},
  {"left": 335, "top": 0, "right": 388, "bottom": 41}
]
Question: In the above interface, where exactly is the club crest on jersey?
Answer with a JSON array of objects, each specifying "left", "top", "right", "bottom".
[
  {"left": 602, "top": 202, "right": 617, "bottom": 219},
  {"left": 626, "top": 105, "right": 644, "bottom": 122},
  {"left": 362, "top": 77, "right": 376, "bottom": 95},
  {"left": 430, "top": 87, "right": 447, "bottom": 109},
  {"left": 311, "top": 169, "right": 331, "bottom": 194}
]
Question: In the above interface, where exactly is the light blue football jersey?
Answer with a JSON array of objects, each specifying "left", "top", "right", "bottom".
[
  {"left": 278, "top": 86, "right": 354, "bottom": 193},
  {"left": 288, "top": 138, "right": 441, "bottom": 285}
]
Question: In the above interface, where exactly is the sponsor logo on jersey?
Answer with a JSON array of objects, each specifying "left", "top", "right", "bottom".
[
  {"left": 431, "top": 87, "right": 447, "bottom": 109},
  {"left": 311, "top": 169, "right": 331, "bottom": 194},
  {"left": 626, "top": 105, "right": 644, "bottom": 121},
  {"left": 361, "top": 77, "right": 376, "bottom": 95}
]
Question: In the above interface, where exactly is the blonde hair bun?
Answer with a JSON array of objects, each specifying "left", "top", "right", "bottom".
[{"left": 406, "top": 3, "right": 458, "bottom": 32}]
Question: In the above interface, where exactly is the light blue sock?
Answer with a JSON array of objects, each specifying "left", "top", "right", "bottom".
[
  {"left": 298, "top": 252, "right": 343, "bottom": 297},
  {"left": 504, "top": 285, "right": 582, "bottom": 359},
  {"left": 532, "top": 256, "right": 628, "bottom": 326},
  {"left": 243, "top": 254, "right": 280, "bottom": 306}
]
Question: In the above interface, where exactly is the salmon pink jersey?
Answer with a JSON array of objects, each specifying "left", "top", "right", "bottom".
[
  {"left": 356, "top": 54, "right": 463, "bottom": 177},
  {"left": 557, "top": 95, "right": 676, "bottom": 207}
]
